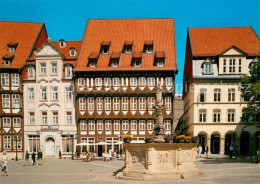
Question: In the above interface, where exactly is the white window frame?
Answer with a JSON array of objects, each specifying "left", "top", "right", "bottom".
[
  {"left": 66, "top": 111, "right": 72, "bottom": 124},
  {"left": 51, "top": 86, "right": 58, "bottom": 101},
  {"left": 166, "top": 77, "right": 173, "bottom": 86},
  {"left": 29, "top": 112, "right": 35, "bottom": 125},
  {"left": 113, "top": 97, "right": 120, "bottom": 111},
  {"left": 122, "top": 120, "right": 129, "bottom": 130},
  {"left": 95, "top": 78, "right": 102, "bottom": 87},
  {"left": 65, "top": 66, "right": 73, "bottom": 78},
  {"left": 228, "top": 88, "right": 235, "bottom": 102},
  {"left": 131, "top": 120, "right": 137, "bottom": 130},
  {"left": 147, "top": 120, "right": 154, "bottom": 131},
  {"left": 130, "top": 77, "right": 137, "bottom": 86},
  {"left": 199, "top": 109, "right": 207, "bottom": 122},
  {"left": 3, "top": 136, "right": 11, "bottom": 149},
  {"left": 139, "top": 120, "right": 145, "bottom": 131},
  {"left": 130, "top": 97, "right": 137, "bottom": 110},
  {"left": 51, "top": 62, "right": 58, "bottom": 75},
  {"left": 12, "top": 94, "right": 20, "bottom": 108},
  {"left": 2, "top": 94, "right": 10, "bottom": 108},
  {"left": 139, "top": 97, "right": 146, "bottom": 110},
  {"left": 139, "top": 77, "right": 146, "bottom": 86},
  {"left": 214, "top": 89, "right": 221, "bottom": 102},
  {"left": 1, "top": 73, "right": 9, "bottom": 86},
  {"left": 147, "top": 77, "right": 155, "bottom": 86},
  {"left": 88, "top": 97, "right": 94, "bottom": 111},
  {"left": 148, "top": 97, "right": 155, "bottom": 110},
  {"left": 11, "top": 73, "right": 19, "bottom": 86},
  {"left": 40, "top": 86, "right": 47, "bottom": 101},
  {"left": 165, "top": 97, "right": 171, "bottom": 111},
  {"left": 79, "top": 97, "right": 86, "bottom": 111},
  {"left": 80, "top": 120, "right": 87, "bottom": 130},
  {"left": 41, "top": 111, "right": 48, "bottom": 125},
  {"left": 105, "top": 120, "right": 112, "bottom": 130},
  {"left": 114, "top": 120, "right": 120, "bottom": 131},
  {"left": 105, "top": 97, "right": 111, "bottom": 110},
  {"left": 213, "top": 109, "right": 221, "bottom": 123},
  {"left": 28, "top": 67, "right": 36, "bottom": 79},
  {"left": 164, "top": 120, "right": 171, "bottom": 130},
  {"left": 106, "top": 78, "right": 111, "bottom": 87},
  {"left": 113, "top": 78, "right": 120, "bottom": 86},
  {"left": 227, "top": 109, "right": 235, "bottom": 122},
  {"left": 97, "top": 120, "right": 104, "bottom": 131},
  {"left": 96, "top": 97, "right": 103, "bottom": 111},
  {"left": 65, "top": 86, "right": 73, "bottom": 101},
  {"left": 3, "top": 117, "right": 11, "bottom": 127},
  {"left": 13, "top": 117, "right": 21, "bottom": 127},
  {"left": 229, "top": 58, "right": 236, "bottom": 73},
  {"left": 78, "top": 78, "right": 85, "bottom": 87},
  {"left": 40, "top": 63, "right": 47, "bottom": 75},
  {"left": 122, "top": 97, "right": 128, "bottom": 111},
  {"left": 28, "top": 87, "right": 35, "bottom": 101},
  {"left": 89, "top": 120, "right": 95, "bottom": 131}
]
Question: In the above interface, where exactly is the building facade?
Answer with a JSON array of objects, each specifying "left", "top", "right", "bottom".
[
  {"left": 75, "top": 19, "right": 178, "bottom": 156},
  {"left": 23, "top": 39, "right": 81, "bottom": 157},
  {"left": 0, "top": 21, "right": 47, "bottom": 159},
  {"left": 181, "top": 27, "right": 260, "bottom": 155}
]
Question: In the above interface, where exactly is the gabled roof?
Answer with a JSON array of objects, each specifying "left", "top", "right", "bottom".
[
  {"left": 0, "top": 21, "right": 44, "bottom": 68},
  {"left": 52, "top": 41, "right": 81, "bottom": 60},
  {"left": 218, "top": 45, "right": 248, "bottom": 56},
  {"left": 189, "top": 27, "right": 260, "bottom": 57},
  {"left": 75, "top": 18, "right": 177, "bottom": 71}
]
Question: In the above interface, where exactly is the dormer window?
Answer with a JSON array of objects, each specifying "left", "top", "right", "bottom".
[
  {"left": 9, "top": 47, "right": 15, "bottom": 52},
  {"left": 87, "top": 52, "right": 100, "bottom": 68},
  {"left": 134, "top": 59, "right": 141, "bottom": 67},
  {"left": 70, "top": 47, "right": 76, "bottom": 56},
  {"left": 100, "top": 41, "right": 111, "bottom": 55},
  {"left": 202, "top": 58, "right": 214, "bottom": 75},
  {"left": 131, "top": 51, "right": 142, "bottom": 67},
  {"left": 143, "top": 40, "right": 154, "bottom": 54},
  {"left": 154, "top": 50, "right": 165, "bottom": 67},
  {"left": 3, "top": 60, "right": 11, "bottom": 65},
  {"left": 111, "top": 60, "right": 119, "bottom": 67},
  {"left": 109, "top": 51, "right": 121, "bottom": 67},
  {"left": 7, "top": 42, "right": 18, "bottom": 53},
  {"left": 59, "top": 39, "right": 66, "bottom": 48},
  {"left": 2, "top": 54, "right": 15, "bottom": 65},
  {"left": 123, "top": 41, "right": 133, "bottom": 54}
]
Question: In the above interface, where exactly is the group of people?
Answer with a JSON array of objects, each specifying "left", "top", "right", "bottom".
[
  {"left": 24, "top": 150, "right": 43, "bottom": 166},
  {"left": 197, "top": 144, "right": 238, "bottom": 159},
  {"left": 82, "top": 151, "right": 95, "bottom": 162},
  {"left": 197, "top": 144, "right": 209, "bottom": 158},
  {"left": 102, "top": 150, "right": 121, "bottom": 161}
]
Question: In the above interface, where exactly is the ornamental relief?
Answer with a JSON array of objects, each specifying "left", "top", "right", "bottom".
[
  {"left": 182, "top": 150, "right": 191, "bottom": 164},
  {"left": 132, "top": 150, "right": 145, "bottom": 165},
  {"left": 156, "top": 151, "right": 174, "bottom": 165}
]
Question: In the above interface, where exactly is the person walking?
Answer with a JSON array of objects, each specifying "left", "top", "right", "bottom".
[
  {"left": 24, "top": 150, "right": 30, "bottom": 166},
  {"left": 37, "top": 149, "right": 43, "bottom": 165},
  {"left": 32, "top": 151, "right": 36, "bottom": 165},
  {"left": 205, "top": 144, "right": 209, "bottom": 158},
  {"left": 2, "top": 151, "right": 8, "bottom": 176},
  {"left": 229, "top": 144, "right": 234, "bottom": 159},
  {"left": 198, "top": 144, "right": 202, "bottom": 158}
]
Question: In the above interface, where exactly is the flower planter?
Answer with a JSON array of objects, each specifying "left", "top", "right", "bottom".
[
  {"left": 178, "top": 139, "right": 185, "bottom": 143},
  {"left": 123, "top": 138, "right": 131, "bottom": 143}
]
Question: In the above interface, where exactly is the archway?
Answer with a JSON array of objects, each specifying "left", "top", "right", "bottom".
[
  {"left": 240, "top": 132, "right": 250, "bottom": 155},
  {"left": 198, "top": 132, "right": 207, "bottom": 153},
  {"left": 211, "top": 133, "right": 220, "bottom": 154},
  {"left": 224, "top": 132, "right": 237, "bottom": 155},
  {"left": 45, "top": 137, "right": 55, "bottom": 157}
]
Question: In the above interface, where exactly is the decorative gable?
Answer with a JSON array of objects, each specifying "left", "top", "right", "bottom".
[
  {"left": 35, "top": 43, "right": 62, "bottom": 57},
  {"left": 218, "top": 45, "right": 247, "bottom": 56}
]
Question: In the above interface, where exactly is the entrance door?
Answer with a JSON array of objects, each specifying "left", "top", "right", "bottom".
[
  {"left": 211, "top": 134, "right": 220, "bottom": 154},
  {"left": 225, "top": 134, "right": 236, "bottom": 155},
  {"left": 199, "top": 134, "right": 206, "bottom": 153},
  {"left": 98, "top": 145, "right": 103, "bottom": 157},
  {"left": 240, "top": 132, "right": 250, "bottom": 154},
  {"left": 46, "top": 137, "right": 55, "bottom": 157}
]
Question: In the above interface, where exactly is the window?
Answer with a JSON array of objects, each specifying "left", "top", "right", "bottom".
[
  {"left": 139, "top": 77, "right": 146, "bottom": 86},
  {"left": 79, "top": 97, "right": 86, "bottom": 111},
  {"left": 199, "top": 88, "right": 207, "bottom": 102},
  {"left": 114, "top": 120, "right": 120, "bottom": 131},
  {"left": 28, "top": 87, "right": 35, "bottom": 101},
  {"left": 62, "top": 135, "right": 73, "bottom": 153},
  {"left": 66, "top": 112, "right": 72, "bottom": 124},
  {"left": 204, "top": 63, "right": 212, "bottom": 74},
  {"left": 65, "top": 66, "right": 73, "bottom": 78},
  {"left": 223, "top": 59, "right": 227, "bottom": 73},
  {"left": 130, "top": 97, "right": 137, "bottom": 110},
  {"left": 89, "top": 120, "right": 95, "bottom": 131},
  {"left": 80, "top": 120, "right": 87, "bottom": 130},
  {"left": 29, "top": 112, "right": 35, "bottom": 125},
  {"left": 124, "top": 44, "right": 132, "bottom": 54},
  {"left": 147, "top": 120, "right": 154, "bottom": 131},
  {"left": 3, "top": 118, "right": 11, "bottom": 127},
  {"left": 11, "top": 73, "right": 19, "bottom": 86},
  {"left": 3, "top": 136, "right": 11, "bottom": 149},
  {"left": 106, "top": 78, "right": 111, "bottom": 87},
  {"left": 166, "top": 77, "right": 173, "bottom": 86},
  {"left": 40, "top": 63, "right": 47, "bottom": 75},
  {"left": 199, "top": 109, "right": 207, "bottom": 122},
  {"left": 97, "top": 120, "right": 103, "bottom": 131},
  {"left": 12, "top": 94, "right": 20, "bottom": 108},
  {"left": 131, "top": 120, "right": 137, "bottom": 130},
  {"left": 228, "top": 88, "right": 235, "bottom": 102},
  {"left": 65, "top": 86, "right": 73, "bottom": 101},
  {"left": 101, "top": 46, "right": 109, "bottom": 54},
  {"left": 164, "top": 120, "right": 171, "bottom": 130},
  {"left": 51, "top": 86, "right": 58, "bottom": 100},
  {"left": 3, "top": 60, "right": 11, "bottom": 65},
  {"left": 229, "top": 59, "right": 235, "bottom": 73},
  {"left": 130, "top": 77, "right": 137, "bottom": 86},
  {"left": 228, "top": 109, "right": 235, "bottom": 122},
  {"left": 78, "top": 78, "right": 85, "bottom": 87},
  {"left": 134, "top": 59, "right": 141, "bottom": 67},
  {"left": 96, "top": 97, "right": 103, "bottom": 111},
  {"left": 213, "top": 109, "right": 221, "bottom": 122},
  {"left": 1, "top": 73, "right": 9, "bottom": 86},
  {"left": 157, "top": 59, "right": 164, "bottom": 67},
  {"left": 105, "top": 120, "right": 112, "bottom": 130},
  {"left": 13, "top": 136, "right": 22, "bottom": 150},
  {"left": 165, "top": 97, "right": 171, "bottom": 111},
  {"left": 28, "top": 135, "right": 40, "bottom": 152},
  {"left": 238, "top": 59, "right": 242, "bottom": 73},
  {"left": 2, "top": 94, "right": 10, "bottom": 108},
  {"left": 148, "top": 97, "right": 155, "bottom": 110},
  {"left": 88, "top": 97, "right": 94, "bottom": 111},
  {"left": 105, "top": 97, "right": 111, "bottom": 110},
  {"left": 122, "top": 97, "right": 128, "bottom": 111},
  {"left": 28, "top": 67, "right": 36, "bottom": 79},
  {"left": 113, "top": 97, "right": 120, "bottom": 111},
  {"left": 41, "top": 112, "right": 48, "bottom": 125},
  {"left": 139, "top": 120, "right": 145, "bottom": 131},
  {"left": 144, "top": 43, "right": 153, "bottom": 54},
  {"left": 122, "top": 120, "right": 129, "bottom": 130},
  {"left": 89, "top": 60, "right": 96, "bottom": 68},
  {"left": 147, "top": 77, "right": 155, "bottom": 86},
  {"left": 70, "top": 48, "right": 76, "bottom": 56},
  {"left": 111, "top": 60, "right": 119, "bottom": 67},
  {"left": 40, "top": 86, "right": 47, "bottom": 101},
  {"left": 51, "top": 63, "right": 58, "bottom": 75},
  {"left": 12, "top": 118, "right": 21, "bottom": 127},
  {"left": 113, "top": 78, "right": 120, "bottom": 86},
  {"left": 52, "top": 111, "right": 59, "bottom": 125},
  {"left": 95, "top": 78, "right": 102, "bottom": 87},
  {"left": 214, "top": 89, "right": 221, "bottom": 102},
  {"left": 139, "top": 97, "right": 146, "bottom": 110}
]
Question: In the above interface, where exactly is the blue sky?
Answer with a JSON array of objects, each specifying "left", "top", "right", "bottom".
[{"left": 0, "top": 0, "right": 259, "bottom": 94}]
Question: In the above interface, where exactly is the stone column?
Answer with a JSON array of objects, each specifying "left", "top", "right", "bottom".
[
  {"left": 147, "top": 147, "right": 153, "bottom": 171},
  {"left": 176, "top": 147, "right": 183, "bottom": 170},
  {"left": 207, "top": 138, "right": 211, "bottom": 154},
  {"left": 220, "top": 138, "right": 225, "bottom": 155},
  {"left": 125, "top": 147, "right": 132, "bottom": 170}
]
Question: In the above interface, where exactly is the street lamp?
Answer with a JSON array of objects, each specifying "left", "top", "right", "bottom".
[{"left": 12, "top": 136, "right": 21, "bottom": 161}]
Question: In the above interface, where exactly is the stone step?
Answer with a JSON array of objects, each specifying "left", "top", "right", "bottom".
[
  {"left": 118, "top": 175, "right": 143, "bottom": 181},
  {"left": 123, "top": 171, "right": 143, "bottom": 178}
]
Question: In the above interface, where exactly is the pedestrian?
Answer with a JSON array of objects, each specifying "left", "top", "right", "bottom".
[
  {"left": 2, "top": 151, "right": 8, "bottom": 176},
  {"left": 32, "top": 151, "right": 36, "bottom": 165},
  {"left": 205, "top": 144, "right": 209, "bottom": 158},
  {"left": 229, "top": 144, "right": 234, "bottom": 159},
  {"left": 24, "top": 150, "right": 30, "bottom": 166},
  {"left": 37, "top": 149, "right": 43, "bottom": 165},
  {"left": 198, "top": 144, "right": 202, "bottom": 158}
]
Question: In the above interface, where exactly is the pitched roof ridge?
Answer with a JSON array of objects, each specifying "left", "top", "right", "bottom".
[
  {"left": 188, "top": 26, "right": 252, "bottom": 30},
  {"left": 0, "top": 20, "right": 44, "bottom": 25},
  {"left": 88, "top": 18, "right": 174, "bottom": 21}
]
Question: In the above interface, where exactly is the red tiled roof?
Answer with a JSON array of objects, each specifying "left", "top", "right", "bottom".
[
  {"left": 132, "top": 51, "right": 142, "bottom": 58},
  {"left": 7, "top": 42, "right": 19, "bottom": 47},
  {"left": 110, "top": 51, "right": 121, "bottom": 58},
  {"left": 0, "top": 21, "right": 44, "bottom": 68},
  {"left": 144, "top": 40, "right": 154, "bottom": 45},
  {"left": 88, "top": 51, "right": 100, "bottom": 59},
  {"left": 125, "top": 40, "right": 133, "bottom": 45},
  {"left": 155, "top": 50, "right": 165, "bottom": 58},
  {"left": 75, "top": 19, "right": 177, "bottom": 71},
  {"left": 52, "top": 41, "right": 81, "bottom": 60},
  {"left": 189, "top": 27, "right": 260, "bottom": 57},
  {"left": 101, "top": 41, "right": 111, "bottom": 45},
  {"left": 2, "top": 53, "right": 15, "bottom": 59}
]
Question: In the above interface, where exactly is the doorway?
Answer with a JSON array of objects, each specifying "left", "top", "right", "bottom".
[
  {"left": 240, "top": 132, "right": 250, "bottom": 154},
  {"left": 198, "top": 133, "right": 207, "bottom": 153},
  {"left": 211, "top": 134, "right": 220, "bottom": 154},
  {"left": 98, "top": 145, "right": 103, "bottom": 157},
  {"left": 225, "top": 133, "right": 236, "bottom": 155},
  {"left": 45, "top": 137, "right": 55, "bottom": 157}
]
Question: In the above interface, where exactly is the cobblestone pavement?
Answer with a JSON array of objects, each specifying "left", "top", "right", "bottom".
[{"left": 0, "top": 155, "right": 259, "bottom": 184}]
